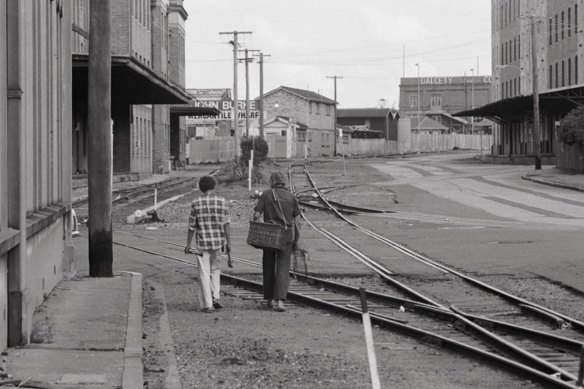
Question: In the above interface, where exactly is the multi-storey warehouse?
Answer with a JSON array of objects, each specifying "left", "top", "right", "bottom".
[
  {"left": 0, "top": 0, "right": 73, "bottom": 351},
  {"left": 71, "top": 0, "right": 195, "bottom": 176},
  {"left": 458, "top": 0, "right": 584, "bottom": 171}
]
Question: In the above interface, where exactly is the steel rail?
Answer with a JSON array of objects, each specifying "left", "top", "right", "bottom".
[
  {"left": 221, "top": 273, "right": 577, "bottom": 389},
  {"left": 115, "top": 238, "right": 583, "bottom": 387},
  {"left": 299, "top": 165, "right": 447, "bottom": 273},
  {"left": 74, "top": 176, "right": 198, "bottom": 208},
  {"left": 301, "top": 164, "right": 584, "bottom": 332}
]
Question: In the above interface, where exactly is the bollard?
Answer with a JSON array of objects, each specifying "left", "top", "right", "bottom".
[
  {"left": 359, "top": 288, "right": 381, "bottom": 389},
  {"left": 154, "top": 187, "right": 158, "bottom": 211}
]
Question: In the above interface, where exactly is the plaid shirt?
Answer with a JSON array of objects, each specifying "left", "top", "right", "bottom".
[{"left": 188, "top": 194, "right": 230, "bottom": 251}]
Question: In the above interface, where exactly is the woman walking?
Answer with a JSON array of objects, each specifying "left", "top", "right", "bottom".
[{"left": 252, "top": 172, "right": 301, "bottom": 312}]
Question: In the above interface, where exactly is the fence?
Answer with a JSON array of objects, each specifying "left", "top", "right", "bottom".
[
  {"left": 189, "top": 137, "right": 235, "bottom": 164},
  {"left": 556, "top": 144, "right": 584, "bottom": 172},
  {"left": 409, "top": 133, "right": 492, "bottom": 153},
  {"left": 188, "top": 134, "right": 493, "bottom": 163}
]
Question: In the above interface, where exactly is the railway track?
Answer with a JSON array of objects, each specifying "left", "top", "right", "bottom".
[
  {"left": 73, "top": 176, "right": 199, "bottom": 211},
  {"left": 286, "top": 163, "right": 584, "bottom": 387},
  {"left": 114, "top": 231, "right": 584, "bottom": 388},
  {"left": 106, "top": 163, "right": 584, "bottom": 387}
]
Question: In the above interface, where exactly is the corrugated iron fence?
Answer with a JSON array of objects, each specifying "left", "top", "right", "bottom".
[{"left": 189, "top": 134, "right": 493, "bottom": 163}]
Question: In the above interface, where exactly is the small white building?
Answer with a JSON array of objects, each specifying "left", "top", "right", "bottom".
[{"left": 263, "top": 116, "right": 306, "bottom": 159}]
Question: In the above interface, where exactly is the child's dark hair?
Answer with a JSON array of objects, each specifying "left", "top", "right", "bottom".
[{"left": 198, "top": 176, "right": 216, "bottom": 193}]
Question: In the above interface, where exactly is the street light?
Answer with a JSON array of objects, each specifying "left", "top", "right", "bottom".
[
  {"left": 469, "top": 68, "right": 475, "bottom": 137},
  {"left": 415, "top": 63, "right": 421, "bottom": 126}
]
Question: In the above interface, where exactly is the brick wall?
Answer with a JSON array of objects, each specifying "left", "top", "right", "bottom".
[
  {"left": 263, "top": 90, "right": 335, "bottom": 130},
  {"left": 168, "top": 9, "right": 185, "bottom": 86}
]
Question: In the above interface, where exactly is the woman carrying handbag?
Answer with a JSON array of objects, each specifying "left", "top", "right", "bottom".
[{"left": 252, "top": 172, "right": 301, "bottom": 312}]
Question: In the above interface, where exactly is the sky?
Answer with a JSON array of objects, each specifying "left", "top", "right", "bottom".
[{"left": 183, "top": 1, "right": 492, "bottom": 109}]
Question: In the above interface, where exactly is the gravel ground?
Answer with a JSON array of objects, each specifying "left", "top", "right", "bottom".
[
  {"left": 135, "top": 159, "right": 581, "bottom": 388},
  {"left": 157, "top": 268, "right": 541, "bottom": 389}
]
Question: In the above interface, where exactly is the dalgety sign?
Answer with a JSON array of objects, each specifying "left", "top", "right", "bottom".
[{"left": 419, "top": 76, "right": 492, "bottom": 85}]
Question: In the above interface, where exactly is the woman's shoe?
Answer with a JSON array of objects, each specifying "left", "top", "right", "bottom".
[
  {"left": 266, "top": 299, "right": 274, "bottom": 309},
  {"left": 274, "top": 300, "right": 287, "bottom": 312},
  {"left": 213, "top": 300, "right": 223, "bottom": 310}
]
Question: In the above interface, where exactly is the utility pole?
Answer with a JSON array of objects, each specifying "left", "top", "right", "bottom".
[
  {"left": 470, "top": 68, "right": 475, "bottom": 136},
  {"left": 239, "top": 48, "right": 259, "bottom": 137},
  {"left": 531, "top": 16, "right": 542, "bottom": 170},
  {"left": 254, "top": 52, "right": 271, "bottom": 139},
  {"left": 415, "top": 64, "right": 421, "bottom": 125},
  {"left": 326, "top": 75, "right": 343, "bottom": 156},
  {"left": 219, "top": 31, "right": 251, "bottom": 164},
  {"left": 87, "top": 0, "right": 113, "bottom": 277}
]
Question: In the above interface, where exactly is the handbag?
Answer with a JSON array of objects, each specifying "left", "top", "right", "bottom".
[{"left": 247, "top": 189, "right": 293, "bottom": 250}]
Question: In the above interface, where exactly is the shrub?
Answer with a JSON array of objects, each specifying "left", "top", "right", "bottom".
[
  {"left": 558, "top": 106, "right": 584, "bottom": 151},
  {"left": 240, "top": 136, "right": 269, "bottom": 166}
]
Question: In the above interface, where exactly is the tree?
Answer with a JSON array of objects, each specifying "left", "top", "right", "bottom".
[
  {"left": 558, "top": 106, "right": 584, "bottom": 152},
  {"left": 240, "top": 136, "right": 269, "bottom": 166}
]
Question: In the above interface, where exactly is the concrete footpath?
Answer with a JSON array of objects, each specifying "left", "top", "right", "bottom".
[
  {"left": 2, "top": 163, "right": 581, "bottom": 388},
  {"left": 3, "top": 166, "right": 214, "bottom": 388},
  {"left": 6, "top": 273, "right": 142, "bottom": 389}
]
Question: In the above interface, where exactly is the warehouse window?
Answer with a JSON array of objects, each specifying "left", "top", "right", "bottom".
[
  {"left": 297, "top": 130, "right": 306, "bottom": 142},
  {"left": 430, "top": 95, "right": 442, "bottom": 110},
  {"left": 409, "top": 95, "right": 418, "bottom": 108},
  {"left": 569, "top": 8, "right": 572, "bottom": 37},
  {"left": 562, "top": 11, "right": 565, "bottom": 40}
]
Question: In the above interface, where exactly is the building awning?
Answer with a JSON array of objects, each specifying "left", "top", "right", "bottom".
[
  {"left": 170, "top": 106, "right": 221, "bottom": 117},
  {"left": 73, "top": 54, "right": 193, "bottom": 105},
  {"left": 453, "top": 84, "right": 584, "bottom": 123}
]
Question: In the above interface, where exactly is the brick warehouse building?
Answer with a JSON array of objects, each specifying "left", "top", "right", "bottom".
[
  {"left": 71, "top": 0, "right": 193, "bottom": 177},
  {"left": 261, "top": 86, "right": 337, "bottom": 157},
  {"left": 0, "top": 0, "right": 74, "bottom": 350},
  {"left": 456, "top": 0, "right": 584, "bottom": 171},
  {"left": 399, "top": 75, "right": 492, "bottom": 132}
]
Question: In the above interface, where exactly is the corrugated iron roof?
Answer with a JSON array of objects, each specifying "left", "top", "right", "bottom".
[
  {"left": 337, "top": 108, "right": 397, "bottom": 118},
  {"left": 416, "top": 117, "right": 449, "bottom": 130}
]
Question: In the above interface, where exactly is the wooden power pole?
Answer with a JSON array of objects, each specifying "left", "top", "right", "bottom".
[
  {"left": 326, "top": 75, "right": 343, "bottom": 156},
  {"left": 254, "top": 52, "right": 270, "bottom": 139},
  {"left": 220, "top": 31, "right": 251, "bottom": 163},
  {"left": 87, "top": 0, "right": 113, "bottom": 277},
  {"left": 531, "top": 16, "right": 542, "bottom": 170},
  {"left": 239, "top": 48, "right": 259, "bottom": 137}
]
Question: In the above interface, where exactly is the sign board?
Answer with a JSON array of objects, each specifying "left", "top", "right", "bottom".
[{"left": 186, "top": 99, "right": 260, "bottom": 126}]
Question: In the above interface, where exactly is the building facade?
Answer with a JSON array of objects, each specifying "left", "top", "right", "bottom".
[
  {"left": 262, "top": 86, "right": 337, "bottom": 156},
  {"left": 0, "top": 0, "right": 73, "bottom": 350},
  {"left": 71, "top": 0, "right": 191, "bottom": 177},
  {"left": 482, "top": 0, "right": 583, "bottom": 169},
  {"left": 399, "top": 75, "right": 492, "bottom": 132}
]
